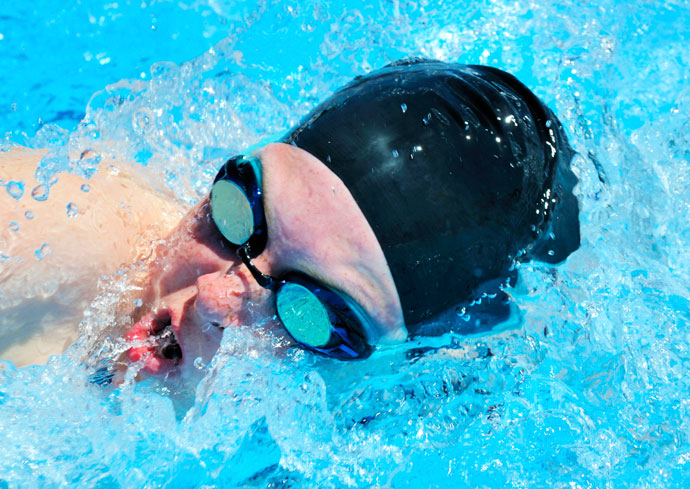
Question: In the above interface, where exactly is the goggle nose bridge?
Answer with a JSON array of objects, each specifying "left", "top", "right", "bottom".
[{"left": 236, "top": 243, "right": 276, "bottom": 290}]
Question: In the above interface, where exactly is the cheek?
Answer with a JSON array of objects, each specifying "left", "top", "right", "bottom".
[
  {"left": 153, "top": 243, "right": 225, "bottom": 297},
  {"left": 147, "top": 200, "right": 239, "bottom": 298},
  {"left": 194, "top": 270, "right": 276, "bottom": 327}
]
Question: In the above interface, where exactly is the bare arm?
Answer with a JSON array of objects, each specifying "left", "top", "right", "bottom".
[{"left": 0, "top": 147, "right": 184, "bottom": 366}]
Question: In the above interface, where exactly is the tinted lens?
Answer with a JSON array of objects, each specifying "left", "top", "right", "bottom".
[
  {"left": 210, "top": 179, "right": 254, "bottom": 245},
  {"left": 276, "top": 282, "right": 332, "bottom": 347}
]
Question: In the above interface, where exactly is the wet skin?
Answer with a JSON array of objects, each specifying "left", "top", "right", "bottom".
[
  {"left": 0, "top": 148, "right": 182, "bottom": 366},
  {"left": 127, "top": 143, "right": 408, "bottom": 374}
]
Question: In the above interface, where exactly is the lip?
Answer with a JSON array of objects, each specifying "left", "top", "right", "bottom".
[{"left": 125, "top": 309, "right": 183, "bottom": 374}]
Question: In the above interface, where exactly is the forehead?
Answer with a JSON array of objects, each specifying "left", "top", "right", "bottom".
[{"left": 257, "top": 143, "right": 406, "bottom": 343}]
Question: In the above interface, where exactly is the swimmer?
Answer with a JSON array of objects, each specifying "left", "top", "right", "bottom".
[{"left": 0, "top": 59, "right": 580, "bottom": 373}]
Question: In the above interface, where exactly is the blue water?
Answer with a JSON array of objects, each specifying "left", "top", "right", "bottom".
[{"left": 2, "top": 0, "right": 690, "bottom": 487}]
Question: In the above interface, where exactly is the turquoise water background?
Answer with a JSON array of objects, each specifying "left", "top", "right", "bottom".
[{"left": 2, "top": 0, "right": 690, "bottom": 487}]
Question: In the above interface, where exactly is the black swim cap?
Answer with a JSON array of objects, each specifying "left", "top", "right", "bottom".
[{"left": 283, "top": 59, "right": 580, "bottom": 332}]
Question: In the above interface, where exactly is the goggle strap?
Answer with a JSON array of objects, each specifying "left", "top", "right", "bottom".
[{"left": 237, "top": 243, "right": 277, "bottom": 290}]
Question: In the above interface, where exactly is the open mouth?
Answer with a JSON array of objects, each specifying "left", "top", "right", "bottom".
[
  {"left": 151, "top": 311, "right": 182, "bottom": 361},
  {"left": 125, "top": 310, "right": 183, "bottom": 374}
]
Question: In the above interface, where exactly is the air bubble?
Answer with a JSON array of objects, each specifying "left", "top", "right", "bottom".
[
  {"left": 392, "top": 149, "right": 399, "bottom": 158},
  {"left": 6, "top": 180, "right": 24, "bottom": 200},
  {"left": 401, "top": 103, "right": 407, "bottom": 113},
  {"left": 66, "top": 202, "right": 79, "bottom": 218},
  {"left": 31, "top": 184, "right": 50, "bottom": 202},
  {"left": 9, "top": 221, "right": 19, "bottom": 232},
  {"left": 194, "top": 357, "right": 206, "bottom": 370},
  {"left": 34, "top": 242, "right": 53, "bottom": 261},
  {"left": 25, "top": 210, "right": 34, "bottom": 220},
  {"left": 81, "top": 183, "right": 91, "bottom": 193},
  {"left": 133, "top": 298, "right": 143, "bottom": 308},
  {"left": 545, "top": 120, "right": 552, "bottom": 128}
]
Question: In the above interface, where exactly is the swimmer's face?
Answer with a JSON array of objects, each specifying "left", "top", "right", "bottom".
[{"left": 127, "top": 143, "right": 406, "bottom": 374}]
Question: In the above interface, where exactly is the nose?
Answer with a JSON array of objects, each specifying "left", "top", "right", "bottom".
[{"left": 193, "top": 268, "right": 273, "bottom": 328}]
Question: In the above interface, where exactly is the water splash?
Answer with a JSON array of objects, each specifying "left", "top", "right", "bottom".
[{"left": 3, "top": 0, "right": 690, "bottom": 487}]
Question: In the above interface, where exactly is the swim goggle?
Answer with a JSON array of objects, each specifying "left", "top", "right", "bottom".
[{"left": 209, "top": 155, "right": 373, "bottom": 360}]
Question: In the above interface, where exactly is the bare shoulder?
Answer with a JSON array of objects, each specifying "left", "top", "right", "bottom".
[
  {"left": 1, "top": 147, "right": 184, "bottom": 265},
  {"left": 0, "top": 147, "right": 185, "bottom": 366},
  {"left": 0, "top": 147, "right": 48, "bottom": 179}
]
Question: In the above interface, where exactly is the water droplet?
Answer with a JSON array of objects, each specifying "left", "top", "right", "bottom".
[
  {"left": 31, "top": 184, "right": 50, "bottom": 201},
  {"left": 34, "top": 242, "right": 53, "bottom": 261},
  {"left": 132, "top": 109, "right": 152, "bottom": 135},
  {"left": 25, "top": 210, "right": 34, "bottom": 220},
  {"left": 133, "top": 298, "right": 143, "bottom": 308},
  {"left": 400, "top": 103, "right": 407, "bottom": 113},
  {"left": 80, "top": 183, "right": 91, "bottom": 193},
  {"left": 150, "top": 61, "right": 177, "bottom": 78},
  {"left": 66, "top": 202, "right": 79, "bottom": 218},
  {"left": 392, "top": 149, "right": 399, "bottom": 158},
  {"left": 301, "top": 21, "right": 315, "bottom": 33},
  {"left": 455, "top": 306, "right": 470, "bottom": 322},
  {"left": 9, "top": 221, "right": 19, "bottom": 232},
  {"left": 6, "top": 180, "right": 24, "bottom": 200},
  {"left": 194, "top": 357, "right": 205, "bottom": 370}
]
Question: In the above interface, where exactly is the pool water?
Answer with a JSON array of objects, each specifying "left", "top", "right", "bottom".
[{"left": 2, "top": 0, "right": 690, "bottom": 487}]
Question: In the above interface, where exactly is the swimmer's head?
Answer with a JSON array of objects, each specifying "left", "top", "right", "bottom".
[
  {"left": 285, "top": 58, "right": 580, "bottom": 331},
  {"left": 126, "top": 59, "right": 579, "bottom": 372},
  {"left": 126, "top": 142, "right": 405, "bottom": 374}
]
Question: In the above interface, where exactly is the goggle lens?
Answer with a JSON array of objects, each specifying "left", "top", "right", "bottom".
[
  {"left": 210, "top": 179, "right": 254, "bottom": 245},
  {"left": 211, "top": 156, "right": 373, "bottom": 360},
  {"left": 276, "top": 283, "right": 332, "bottom": 347}
]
